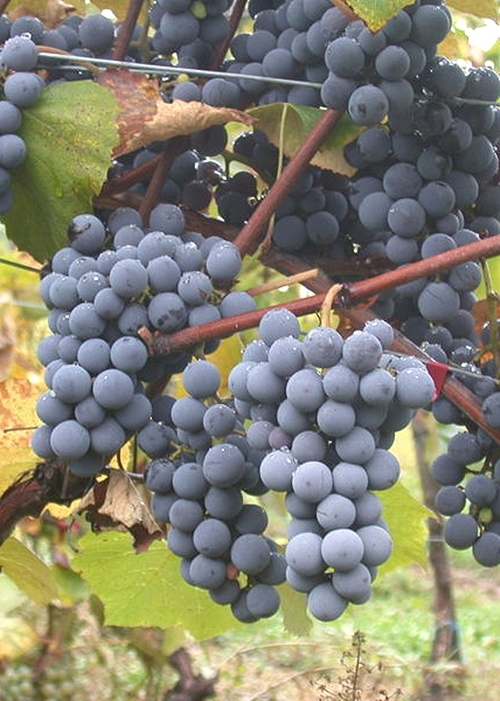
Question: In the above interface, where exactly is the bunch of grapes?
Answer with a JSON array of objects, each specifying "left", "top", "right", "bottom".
[
  {"left": 144, "top": 309, "right": 436, "bottom": 622},
  {"left": 32, "top": 203, "right": 250, "bottom": 478},
  {"left": 0, "top": 36, "right": 45, "bottom": 212}
]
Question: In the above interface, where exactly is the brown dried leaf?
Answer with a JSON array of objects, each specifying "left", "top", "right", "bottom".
[
  {"left": 43, "top": 0, "right": 76, "bottom": 27},
  {"left": 7, "top": 0, "right": 81, "bottom": 24},
  {"left": 97, "top": 70, "right": 255, "bottom": 157},
  {"left": 472, "top": 298, "right": 500, "bottom": 341},
  {"left": 77, "top": 469, "right": 163, "bottom": 553}
]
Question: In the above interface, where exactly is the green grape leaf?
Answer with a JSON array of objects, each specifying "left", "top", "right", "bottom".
[
  {"left": 378, "top": 482, "right": 432, "bottom": 574},
  {"left": 73, "top": 531, "right": 242, "bottom": 638},
  {"left": 2, "top": 81, "right": 119, "bottom": 263},
  {"left": 448, "top": 0, "right": 499, "bottom": 20},
  {"left": 278, "top": 584, "right": 312, "bottom": 636},
  {"left": 0, "top": 537, "right": 59, "bottom": 605},
  {"left": 332, "top": 0, "right": 411, "bottom": 32},
  {"left": 248, "top": 103, "right": 361, "bottom": 176}
]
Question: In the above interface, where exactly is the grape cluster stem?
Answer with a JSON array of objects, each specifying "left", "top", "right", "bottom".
[
  {"left": 234, "top": 108, "right": 344, "bottom": 256},
  {"left": 112, "top": 0, "right": 145, "bottom": 62},
  {"left": 210, "top": 0, "right": 248, "bottom": 72}
]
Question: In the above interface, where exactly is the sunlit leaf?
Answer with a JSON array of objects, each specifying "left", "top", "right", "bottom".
[
  {"left": 448, "top": 0, "right": 499, "bottom": 20},
  {"left": 0, "top": 537, "right": 59, "bottom": 604},
  {"left": 0, "top": 378, "right": 41, "bottom": 496},
  {"left": 6, "top": 0, "right": 83, "bottom": 26},
  {"left": 379, "top": 482, "right": 432, "bottom": 573},
  {"left": 52, "top": 565, "right": 89, "bottom": 605},
  {"left": 0, "top": 613, "right": 38, "bottom": 659},
  {"left": 2, "top": 81, "right": 119, "bottom": 262},
  {"left": 248, "top": 103, "right": 361, "bottom": 176},
  {"left": 73, "top": 531, "right": 242, "bottom": 638},
  {"left": 279, "top": 584, "right": 312, "bottom": 636},
  {"left": 332, "top": 0, "right": 410, "bottom": 32}
]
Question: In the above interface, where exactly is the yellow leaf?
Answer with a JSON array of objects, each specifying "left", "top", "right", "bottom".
[
  {"left": 0, "top": 378, "right": 40, "bottom": 440},
  {"left": 0, "top": 538, "right": 59, "bottom": 605},
  {"left": 448, "top": 0, "right": 499, "bottom": 20},
  {"left": 43, "top": 501, "right": 78, "bottom": 519},
  {"left": 0, "top": 378, "right": 41, "bottom": 495},
  {"left": 0, "top": 454, "right": 35, "bottom": 499},
  {"left": 0, "top": 612, "right": 37, "bottom": 660},
  {"left": 379, "top": 482, "right": 432, "bottom": 573},
  {"left": 6, "top": 0, "right": 83, "bottom": 25},
  {"left": 207, "top": 335, "right": 244, "bottom": 397}
]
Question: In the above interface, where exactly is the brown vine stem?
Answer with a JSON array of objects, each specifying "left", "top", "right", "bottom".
[
  {"left": 113, "top": 0, "right": 145, "bottom": 62},
  {"left": 143, "top": 292, "right": 326, "bottom": 355},
  {"left": 260, "top": 242, "right": 500, "bottom": 447},
  {"left": 343, "top": 235, "right": 500, "bottom": 305},
  {"left": 148, "top": 234, "right": 500, "bottom": 357},
  {"left": 233, "top": 108, "right": 344, "bottom": 257},
  {"left": 0, "top": 0, "right": 10, "bottom": 15},
  {"left": 210, "top": 0, "right": 248, "bottom": 72},
  {"left": 100, "top": 153, "right": 163, "bottom": 197},
  {"left": 138, "top": 136, "right": 190, "bottom": 222}
]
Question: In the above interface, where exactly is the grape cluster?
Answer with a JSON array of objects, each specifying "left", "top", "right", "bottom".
[
  {"left": 232, "top": 310, "right": 435, "bottom": 620},
  {"left": 0, "top": 36, "right": 45, "bottom": 213},
  {"left": 149, "top": 0, "right": 233, "bottom": 60},
  {"left": 427, "top": 314, "right": 500, "bottom": 567},
  {"left": 0, "top": 658, "right": 87, "bottom": 701},
  {"left": 145, "top": 310, "right": 436, "bottom": 622},
  {"left": 122, "top": 144, "right": 259, "bottom": 226},
  {"left": 0, "top": 12, "right": 119, "bottom": 57},
  {"left": 430, "top": 425, "right": 500, "bottom": 567},
  {"left": 145, "top": 357, "right": 284, "bottom": 622},
  {"left": 32, "top": 204, "right": 250, "bottom": 478}
]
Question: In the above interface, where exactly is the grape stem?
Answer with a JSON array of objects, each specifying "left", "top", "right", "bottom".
[
  {"left": 99, "top": 152, "right": 164, "bottom": 197},
  {"left": 209, "top": 0, "right": 248, "bottom": 72},
  {"left": 246, "top": 268, "right": 321, "bottom": 297},
  {"left": 146, "top": 234, "right": 500, "bottom": 355},
  {"left": 261, "top": 244, "right": 500, "bottom": 449},
  {"left": 320, "top": 284, "right": 343, "bottom": 327},
  {"left": 112, "top": 0, "right": 145, "bottom": 62},
  {"left": 137, "top": 138, "right": 190, "bottom": 222},
  {"left": 342, "top": 235, "right": 500, "bottom": 305},
  {"left": 233, "top": 108, "right": 344, "bottom": 257}
]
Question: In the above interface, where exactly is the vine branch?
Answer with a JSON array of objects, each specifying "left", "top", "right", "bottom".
[{"left": 234, "top": 108, "right": 344, "bottom": 257}]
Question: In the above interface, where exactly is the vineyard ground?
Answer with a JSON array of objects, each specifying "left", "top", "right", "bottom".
[{"left": 203, "top": 554, "right": 500, "bottom": 700}]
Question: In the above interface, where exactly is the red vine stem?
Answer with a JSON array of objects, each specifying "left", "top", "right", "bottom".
[
  {"left": 100, "top": 153, "right": 164, "bottom": 197},
  {"left": 210, "top": 0, "right": 248, "bottom": 71},
  {"left": 343, "top": 235, "right": 500, "bottom": 305},
  {"left": 113, "top": 0, "right": 145, "bottom": 62},
  {"left": 234, "top": 108, "right": 344, "bottom": 257},
  {"left": 138, "top": 137, "right": 189, "bottom": 221},
  {"left": 146, "top": 234, "right": 500, "bottom": 356},
  {"left": 261, "top": 245, "right": 500, "bottom": 447},
  {"left": 142, "top": 292, "right": 326, "bottom": 354}
]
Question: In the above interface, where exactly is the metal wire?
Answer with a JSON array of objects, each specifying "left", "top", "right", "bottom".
[{"left": 36, "top": 51, "right": 324, "bottom": 90}]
